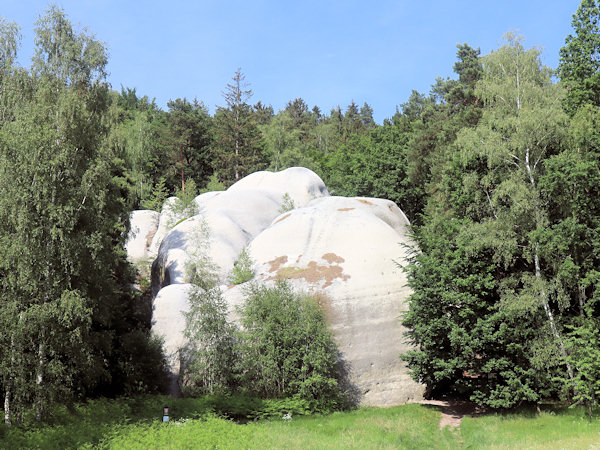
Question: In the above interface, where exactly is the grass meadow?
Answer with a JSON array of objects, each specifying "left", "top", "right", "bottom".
[{"left": 1, "top": 395, "right": 599, "bottom": 449}]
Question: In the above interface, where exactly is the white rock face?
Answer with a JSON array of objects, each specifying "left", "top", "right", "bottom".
[
  {"left": 151, "top": 168, "right": 330, "bottom": 295},
  {"left": 152, "top": 283, "right": 194, "bottom": 370},
  {"left": 149, "top": 197, "right": 180, "bottom": 257},
  {"left": 225, "top": 196, "right": 424, "bottom": 406},
  {"left": 124, "top": 168, "right": 424, "bottom": 406},
  {"left": 152, "top": 188, "right": 288, "bottom": 295},
  {"left": 227, "top": 166, "right": 329, "bottom": 207},
  {"left": 126, "top": 210, "right": 160, "bottom": 263}
]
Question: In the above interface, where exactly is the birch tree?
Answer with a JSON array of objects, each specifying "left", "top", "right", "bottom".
[
  {"left": 0, "top": 6, "right": 138, "bottom": 423},
  {"left": 455, "top": 33, "right": 573, "bottom": 382}
]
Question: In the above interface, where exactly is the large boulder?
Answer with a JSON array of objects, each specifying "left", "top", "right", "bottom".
[
  {"left": 124, "top": 168, "right": 423, "bottom": 406},
  {"left": 151, "top": 283, "right": 194, "bottom": 395},
  {"left": 150, "top": 189, "right": 282, "bottom": 295},
  {"left": 223, "top": 196, "right": 424, "bottom": 406},
  {"left": 227, "top": 166, "right": 329, "bottom": 207},
  {"left": 152, "top": 283, "right": 193, "bottom": 368},
  {"left": 148, "top": 197, "right": 180, "bottom": 257},
  {"left": 150, "top": 168, "right": 330, "bottom": 295}
]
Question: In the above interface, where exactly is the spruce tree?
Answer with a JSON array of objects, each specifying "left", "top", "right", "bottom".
[
  {"left": 212, "top": 69, "right": 265, "bottom": 186},
  {"left": 558, "top": 0, "right": 600, "bottom": 115}
]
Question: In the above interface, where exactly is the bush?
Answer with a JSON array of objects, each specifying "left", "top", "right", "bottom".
[
  {"left": 229, "top": 248, "right": 255, "bottom": 285},
  {"left": 278, "top": 192, "right": 295, "bottom": 213},
  {"left": 167, "top": 178, "right": 199, "bottom": 228},
  {"left": 236, "top": 280, "right": 343, "bottom": 412},
  {"left": 180, "top": 285, "right": 238, "bottom": 396}
]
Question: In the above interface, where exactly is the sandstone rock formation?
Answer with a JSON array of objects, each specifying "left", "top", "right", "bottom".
[
  {"left": 224, "top": 196, "right": 423, "bottom": 405},
  {"left": 126, "top": 210, "right": 160, "bottom": 263},
  {"left": 150, "top": 167, "right": 329, "bottom": 295},
  {"left": 125, "top": 167, "right": 424, "bottom": 405}
]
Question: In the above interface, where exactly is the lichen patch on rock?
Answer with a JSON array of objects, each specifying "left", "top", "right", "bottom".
[
  {"left": 337, "top": 207, "right": 355, "bottom": 211},
  {"left": 322, "top": 252, "right": 345, "bottom": 264},
  {"left": 268, "top": 257, "right": 350, "bottom": 289},
  {"left": 267, "top": 255, "right": 288, "bottom": 273}
]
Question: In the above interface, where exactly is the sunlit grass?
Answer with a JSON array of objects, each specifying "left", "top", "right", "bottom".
[
  {"left": 1, "top": 396, "right": 599, "bottom": 449},
  {"left": 460, "top": 407, "right": 600, "bottom": 449}
]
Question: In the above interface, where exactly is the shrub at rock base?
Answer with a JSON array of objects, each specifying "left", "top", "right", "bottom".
[
  {"left": 236, "top": 280, "right": 344, "bottom": 413},
  {"left": 181, "top": 278, "right": 344, "bottom": 413}
]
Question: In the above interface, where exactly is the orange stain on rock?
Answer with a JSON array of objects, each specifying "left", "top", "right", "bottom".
[
  {"left": 274, "top": 213, "right": 291, "bottom": 224},
  {"left": 268, "top": 254, "right": 349, "bottom": 289},
  {"left": 267, "top": 255, "right": 288, "bottom": 273},
  {"left": 357, "top": 199, "right": 374, "bottom": 205},
  {"left": 322, "top": 253, "right": 345, "bottom": 264}
]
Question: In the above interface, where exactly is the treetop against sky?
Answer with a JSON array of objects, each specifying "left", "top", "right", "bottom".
[{"left": 4, "top": 0, "right": 581, "bottom": 123}]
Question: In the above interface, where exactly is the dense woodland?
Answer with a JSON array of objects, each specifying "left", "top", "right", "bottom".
[{"left": 2, "top": 0, "right": 600, "bottom": 426}]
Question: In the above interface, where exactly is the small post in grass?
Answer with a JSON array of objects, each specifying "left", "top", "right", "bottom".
[{"left": 163, "top": 406, "right": 169, "bottom": 423}]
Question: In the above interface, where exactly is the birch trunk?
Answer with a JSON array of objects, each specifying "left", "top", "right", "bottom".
[{"left": 4, "top": 388, "right": 10, "bottom": 426}]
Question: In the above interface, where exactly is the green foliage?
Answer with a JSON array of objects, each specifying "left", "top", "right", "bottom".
[
  {"left": 167, "top": 178, "right": 199, "bottom": 228},
  {"left": 106, "top": 89, "right": 170, "bottom": 209},
  {"left": 558, "top": 0, "right": 600, "bottom": 114},
  {"left": 278, "top": 192, "right": 296, "bottom": 213},
  {"left": 211, "top": 69, "right": 267, "bottom": 186},
  {"left": 166, "top": 98, "right": 213, "bottom": 190},
  {"left": 237, "top": 280, "right": 343, "bottom": 411},
  {"left": 181, "top": 285, "right": 238, "bottom": 396},
  {"left": 182, "top": 218, "right": 218, "bottom": 289},
  {"left": 460, "top": 406, "right": 600, "bottom": 448},
  {"left": 200, "top": 172, "right": 226, "bottom": 193},
  {"left": 229, "top": 248, "right": 255, "bottom": 285},
  {"left": 139, "top": 177, "right": 168, "bottom": 212},
  {"left": 403, "top": 218, "right": 554, "bottom": 407},
  {"left": 179, "top": 219, "right": 237, "bottom": 396},
  {"left": 0, "top": 397, "right": 450, "bottom": 449},
  {"left": 404, "top": 35, "right": 576, "bottom": 408},
  {"left": 5, "top": 396, "right": 599, "bottom": 449},
  {"left": 556, "top": 320, "right": 600, "bottom": 416},
  {"left": 0, "top": 7, "right": 168, "bottom": 424}
]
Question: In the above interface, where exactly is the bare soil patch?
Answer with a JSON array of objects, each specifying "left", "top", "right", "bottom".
[{"left": 419, "top": 399, "right": 484, "bottom": 430}]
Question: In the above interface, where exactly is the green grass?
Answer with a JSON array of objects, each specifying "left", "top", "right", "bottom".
[
  {"left": 86, "top": 403, "right": 456, "bottom": 450},
  {"left": 1, "top": 396, "right": 599, "bottom": 449},
  {"left": 461, "top": 406, "right": 600, "bottom": 449}
]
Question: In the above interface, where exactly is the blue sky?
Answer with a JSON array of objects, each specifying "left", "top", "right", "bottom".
[{"left": 3, "top": 1, "right": 582, "bottom": 123}]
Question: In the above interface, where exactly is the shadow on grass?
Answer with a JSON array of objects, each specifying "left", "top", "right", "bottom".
[
  {"left": 0, "top": 395, "right": 219, "bottom": 449},
  {"left": 420, "top": 397, "right": 599, "bottom": 429}
]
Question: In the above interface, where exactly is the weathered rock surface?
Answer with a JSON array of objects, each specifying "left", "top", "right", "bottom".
[
  {"left": 227, "top": 166, "right": 330, "bottom": 206},
  {"left": 125, "top": 167, "right": 424, "bottom": 406},
  {"left": 152, "top": 283, "right": 193, "bottom": 368},
  {"left": 151, "top": 189, "right": 281, "bottom": 296},
  {"left": 126, "top": 210, "right": 160, "bottom": 263},
  {"left": 224, "top": 196, "right": 424, "bottom": 405},
  {"left": 150, "top": 167, "right": 330, "bottom": 295}
]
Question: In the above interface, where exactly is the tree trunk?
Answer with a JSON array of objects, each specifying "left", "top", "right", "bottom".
[
  {"left": 578, "top": 284, "right": 586, "bottom": 317},
  {"left": 535, "top": 245, "right": 575, "bottom": 383},
  {"left": 526, "top": 152, "right": 575, "bottom": 384},
  {"left": 35, "top": 340, "right": 45, "bottom": 423},
  {"left": 4, "top": 389, "right": 11, "bottom": 426},
  {"left": 180, "top": 144, "right": 185, "bottom": 193}
]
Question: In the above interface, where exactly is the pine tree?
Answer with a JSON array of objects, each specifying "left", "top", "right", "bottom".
[{"left": 212, "top": 69, "right": 265, "bottom": 185}]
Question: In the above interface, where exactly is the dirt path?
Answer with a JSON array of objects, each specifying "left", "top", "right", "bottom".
[{"left": 419, "top": 399, "right": 482, "bottom": 429}]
